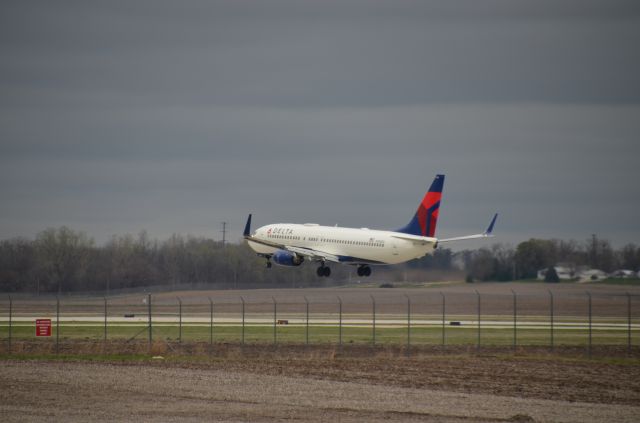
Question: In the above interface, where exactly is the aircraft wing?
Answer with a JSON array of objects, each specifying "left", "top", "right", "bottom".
[
  {"left": 391, "top": 233, "right": 437, "bottom": 244},
  {"left": 284, "top": 246, "right": 341, "bottom": 263}
]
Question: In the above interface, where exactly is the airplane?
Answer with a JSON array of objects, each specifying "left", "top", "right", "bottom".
[{"left": 243, "top": 174, "right": 497, "bottom": 278}]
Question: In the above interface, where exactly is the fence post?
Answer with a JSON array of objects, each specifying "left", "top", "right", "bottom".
[
  {"left": 8, "top": 295, "right": 12, "bottom": 354},
  {"left": 104, "top": 297, "right": 107, "bottom": 345},
  {"left": 370, "top": 295, "right": 376, "bottom": 346},
  {"left": 512, "top": 289, "right": 517, "bottom": 351},
  {"left": 272, "top": 296, "right": 277, "bottom": 345},
  {"left": 240, "top": 296, "right": 245, "bottom": 345},
  {"left": 56, "top": 296, "right": 60, "bottom": 355},
  {"left": 440, "top": 292, "right": 445, "bottom": 347},
  {"left": 627, "top": 292, "right": 632, "bottom": 354},
  {"left": 337, "top": 296, "right": 342, "bottom": 347},
  {"left": 209, "top": 297, "right": 213, "bottom": 355},
  {"left": 587, "top": 291, "right": 592, "bottom": 357},
  {"left": 148, "top": 294, "right": 152, "bottom": 352},
  {"left": 177, "top": 297, "right": 182, "bottom": 344},
  {"left": 548, "top": 290, "right": 554, "bottom": 351},
  {"left": 475, "top": 290, "right": 480, "bottom": 351},
  {"left": 304, "top": 296, "right": 309, "bottom": 346},
  {"left": 405, "top": 294, "right": 411, "bottom": 355}
]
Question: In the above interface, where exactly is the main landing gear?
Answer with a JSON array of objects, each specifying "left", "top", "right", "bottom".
[
  {"left": 316, "top": 265, "right": 331, "bottom": 277},
  {"left": 265, "top": 260, "right": 272, "bottom": 268},
  {"left": 357, "top": 265, "right": 372, "bottom": 277}
]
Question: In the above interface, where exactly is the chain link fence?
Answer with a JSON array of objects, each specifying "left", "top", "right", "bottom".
[{"left": 1, "top": 290, "right": 639, "bottom": 356}]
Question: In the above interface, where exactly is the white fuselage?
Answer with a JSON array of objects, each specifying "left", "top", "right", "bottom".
[{"left": 247, "top": 223, "right": 437, "bottom": 265}]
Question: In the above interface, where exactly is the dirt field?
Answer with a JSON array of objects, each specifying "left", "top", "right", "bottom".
[
  {"left": 2, "top": 348, "right": 640, "bottom": 422},
  {"left": 5, "top": 281, "right": 639, "bottom": 319}
]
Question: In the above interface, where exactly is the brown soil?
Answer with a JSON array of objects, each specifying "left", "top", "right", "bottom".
[
  {"left": 2, "top": 343, "right": 640, "bottom": 422},
  {"left": 8, "top": 283, "right": 639, "bottom": 318}
]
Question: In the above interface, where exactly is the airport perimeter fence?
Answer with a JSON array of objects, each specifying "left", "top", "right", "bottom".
[{"left": 1, "top": 290, "right": 639, "bottom": 357}]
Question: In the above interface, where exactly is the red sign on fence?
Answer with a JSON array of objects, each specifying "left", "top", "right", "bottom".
[{"left": 35, "top": 319, "right": 52, "bottom": 337}]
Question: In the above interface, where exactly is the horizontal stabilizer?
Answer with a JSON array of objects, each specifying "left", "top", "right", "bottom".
[
  {"left": 391, "top": 233, "right": 437, "bottom": 244},
  {"left": 438, "top": 213, "right": 498, "bottom": 243}
]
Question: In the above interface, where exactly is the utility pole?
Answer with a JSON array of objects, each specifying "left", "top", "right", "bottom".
[
  {"left": 221, "top": 222, "right": 227, "bottom": 248},
  {"left": 221, "top": 222, "right": 228, "bottom": 285}
]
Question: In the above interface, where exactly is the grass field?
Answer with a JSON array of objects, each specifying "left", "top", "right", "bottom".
[{"left": 2, "top": 320, "right": 637, "bottom": 348}]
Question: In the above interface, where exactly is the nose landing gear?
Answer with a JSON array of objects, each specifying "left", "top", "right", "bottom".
[{"left": 357, "top": 265, "right": 371, "bottom": 277}]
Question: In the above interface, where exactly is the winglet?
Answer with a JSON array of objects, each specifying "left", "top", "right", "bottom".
[
  {"left": 485, "top": 213, "right": 498, "bottom": 236},
  {"left": 243, "top": 214, "right": 252, "bottom": 238}
]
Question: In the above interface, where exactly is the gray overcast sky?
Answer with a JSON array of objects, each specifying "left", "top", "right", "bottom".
[{"left": 1, "top": 0, "right": 639, "bottom": 248}]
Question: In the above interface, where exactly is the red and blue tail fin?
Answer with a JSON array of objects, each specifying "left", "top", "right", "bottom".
[{"left": 396, "top": 174, "right": 444, "bottom": 237}]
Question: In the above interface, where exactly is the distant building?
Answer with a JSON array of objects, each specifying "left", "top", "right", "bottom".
[
  {"left": 578, "top": 269, "right": 608, "bottom": 281},
  {"left": 537, "top": 266, "right": 575, "bottom": 281},
  {"left": 537, "top": 266, "right": 613, "bottom": 282},
  {"left": 610, "top": 269, "right": 636, "bottom": 278}
]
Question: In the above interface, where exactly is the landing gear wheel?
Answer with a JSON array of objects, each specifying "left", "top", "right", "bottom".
[
  {"left": 266, "top": 261, "right": 272, "bottom": 269},
  {"left": 357, "top": 265, "right": 371, "bottom": 277},
  {"left": 317, "top": 266, "right": 331, "bottom": 277}
]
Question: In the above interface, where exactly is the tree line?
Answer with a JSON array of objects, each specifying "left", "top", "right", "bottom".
[
  {"left": 456, "top": 237, "right": 640, "bottom": 282},
  {"left": 0, "top": 227, "right": 638, "bottom": 293}
]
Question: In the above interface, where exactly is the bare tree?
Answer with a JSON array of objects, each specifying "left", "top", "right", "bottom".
[{"left": 35, "top": 227, "right": 93, "bottom": 293}]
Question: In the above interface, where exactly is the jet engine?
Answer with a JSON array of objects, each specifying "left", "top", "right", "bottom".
[{"left": 272, "top": 250, "right": 304, "bottom": 266}]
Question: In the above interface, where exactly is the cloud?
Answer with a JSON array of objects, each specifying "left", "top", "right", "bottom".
[{"left": 0, "top": 1, "right": 639, "bottom": 247}]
